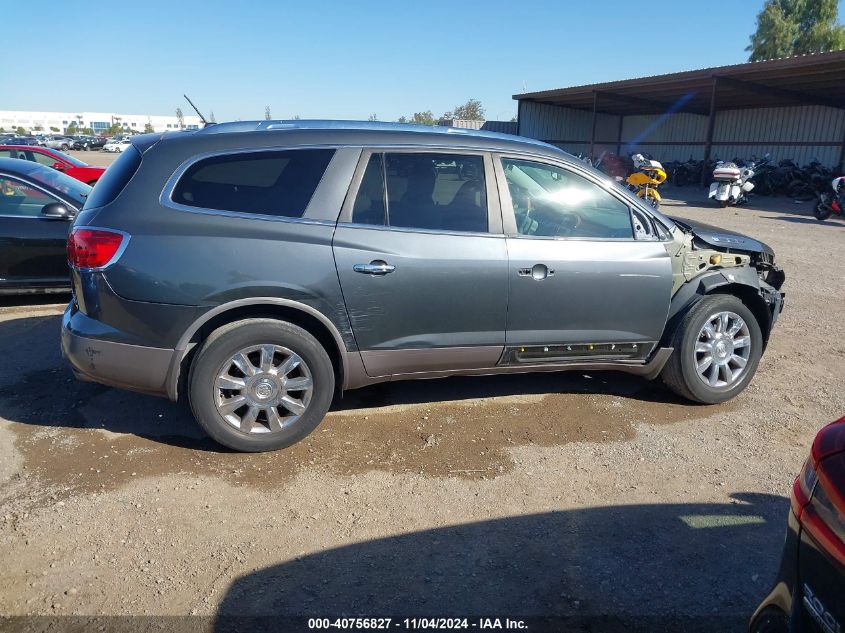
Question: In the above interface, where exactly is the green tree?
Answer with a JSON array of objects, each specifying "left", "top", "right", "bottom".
[
  {"left": 406, "top": 110, "right": 436, "bottom": 125},
  {"left": 144, "top": 121, "right": 155, "bottom": 133},
  {"left": 33, "top": 125, "right": 44, "bottom": 132},
  {"left": 66, "top": 123, "right": 78, "bottom": 135},
  {"left": 265, "top": 105, "right": 272, "bottom": 120},
  {"left": 15, "top": 126, "right": 26, "bottom": 135},
  {"left": 0, "top": 127, "right": 4, "bottom": 133},
  {"left": 747, "top": 0, "right": 845, "bottom": 61},
  {"left": 397, "top": 116, "right": 408, "bottom": 123},
  {"left": 175, "top": 107, "right": 184, "bottom": 129},
  {"left": 82, "top": 127, "right": 94, "bottom": 135},
  {"left": 444, "top": 99, "right": 485, "bottom": 121},
  {"left": 49, "top": 126, "right": 60, "bottom": 132},
  {"left": 209, "top": 111, "right": 216, "bottom": 123},
  {"left": 367, "top": 113, "right": 378, "bottom": 121}
]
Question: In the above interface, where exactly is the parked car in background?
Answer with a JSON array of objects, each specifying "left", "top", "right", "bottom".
[
  {"left": 0, "top": 146, "right": 105, "bottom": 185},
  {"left": 751, "top": 415, "right": 845, "bottom": 633},
  {"left": 72, "top": 136, "right": 107, "bottom": 151},
  {"left": 43, "top": 136, "right": 75, "bottom": 151},
  {"left": 61, "top": 121, "right": 785, "bottom": 452},
  {"left": 0, "top": 157, "right": 90, "bottom": 292},
  {"left": 103, "top": 138, "right": 131, "bottom": 153},
  {"left": 3, "top": 136, "right": 41, "bottom": 146}
]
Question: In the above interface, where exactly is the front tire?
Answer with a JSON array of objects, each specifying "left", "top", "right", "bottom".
[
  {"left": 188, "top": 318, "right": 335, "bottom": 452},
  {"left": 814, "top": 197, "right": 833, "bottom": 221},
  {"left": 660, "top": 295, "right": 763, "bottom": 404}
]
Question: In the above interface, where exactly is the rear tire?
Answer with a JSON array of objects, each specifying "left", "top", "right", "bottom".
[
  {"left": 814, "top": 198, "right": 833, "bottom": 221},
  {"left": 660, "top": 295, "right": 763, "bottom": 404},
  {"left": 188, "top": 318, "right": 335, "bottom": 452},
  {"left": 718, "top": 200, "right": 728, "bottom": 208}
]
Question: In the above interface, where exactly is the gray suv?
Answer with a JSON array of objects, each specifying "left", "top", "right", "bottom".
[{"left": 61, "top": 121, "right": 785, "bottom": 452}]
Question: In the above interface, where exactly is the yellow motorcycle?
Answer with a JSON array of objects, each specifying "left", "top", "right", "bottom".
[{"left": 626, "top": 153, "right": 666, "bottom": 210}]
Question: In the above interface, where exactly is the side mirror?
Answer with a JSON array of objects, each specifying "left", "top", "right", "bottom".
[
  {"left": 52, "top": 162, "right": 66, "bottom": 171},
  {"left": 41, "top": 202, "right": 73, "bottom": 220}
]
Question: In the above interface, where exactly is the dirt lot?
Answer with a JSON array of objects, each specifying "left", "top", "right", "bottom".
[
  {"left": 66, "top": 149, "right": 116, "bottom": 168},
  {"left": 0, "top": 190, "right": 843, "bottom": 630}
]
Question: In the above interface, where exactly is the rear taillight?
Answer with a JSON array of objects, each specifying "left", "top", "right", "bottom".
[
  {"left": 67, "top": 228, "right": 127, "bottom": 270},
  {"left": 796, "top": 446, "right": 845, "bottom": 567},
  {"left": 792, "top": 458, "right": 817, "bottom": 516}
]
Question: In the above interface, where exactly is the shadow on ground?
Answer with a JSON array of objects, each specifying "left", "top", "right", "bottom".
[
  {"left": 759, "top": 214, "right": 845, "bottom": 226},
  {"left": 215, "top": 493, "right": 787, "bottom": 633},
  {"left": 661, "top": 187, "right": 817, "bottom": 217},
  {"left": 0, "top": 311, "right": 723, "bottom": 496}
]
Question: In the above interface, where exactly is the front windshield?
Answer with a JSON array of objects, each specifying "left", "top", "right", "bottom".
[{"left": 23, "top": 163, "right": 91, "bottom": 205}]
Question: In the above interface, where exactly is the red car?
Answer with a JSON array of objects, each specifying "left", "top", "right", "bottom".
[
  {"left": 751, "top": 415, "right": 845, "bottom": 632},
  {"left": 0, "top": 145, "right": 105, "bottom": 185}
]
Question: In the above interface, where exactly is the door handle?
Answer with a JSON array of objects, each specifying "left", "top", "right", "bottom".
[
  {"left": 353, "top": 260, "right": 395, "bottom": 275},
  {"left": 518, "top": 263, "right": 554, "bottom": 280}
]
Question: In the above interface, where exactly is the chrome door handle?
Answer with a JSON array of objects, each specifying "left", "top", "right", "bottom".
[
  {"left": 353, "top": 260, "right": 395, "bottom": 275},
  {"left": 518, "top": 263, "right": 554, "bottom": 280}
]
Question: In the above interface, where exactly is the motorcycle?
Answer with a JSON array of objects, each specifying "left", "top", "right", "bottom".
[
  {"left": 626, "top": 153, "right": 666, "bottom": 210},
  {"left": 708, "top": 154, "right": 769, "bottom": 207},
  {"left": 814, "top": 176, "right": 845, "bottom": 221}
]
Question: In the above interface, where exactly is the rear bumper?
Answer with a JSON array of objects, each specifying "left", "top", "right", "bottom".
[
  {"left": 61, "top": 302, "right": 173, "bottom": 397},
  {"left": 749, "top": 509, "right": 801, "bottom": 633}
]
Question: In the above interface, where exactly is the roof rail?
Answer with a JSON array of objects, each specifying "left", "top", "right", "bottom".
[{"left": 193, "top": 119, "right": 543, "bottom": 145}]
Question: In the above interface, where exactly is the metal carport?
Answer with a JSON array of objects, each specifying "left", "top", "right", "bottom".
[{"left": 514, "top": 50, "right": 845, "bottom": 179}]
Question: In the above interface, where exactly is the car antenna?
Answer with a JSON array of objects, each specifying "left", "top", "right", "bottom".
[{"left": 183, "top": 94, "right": 213, "bottom": 127}]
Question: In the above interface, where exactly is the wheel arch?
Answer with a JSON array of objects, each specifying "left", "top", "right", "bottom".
[
  {"left": 166, "top": 298, "right": 350, "bottom": 401},
  {"left": 663, "top": 271, "right": 773, "bottom": 349}
]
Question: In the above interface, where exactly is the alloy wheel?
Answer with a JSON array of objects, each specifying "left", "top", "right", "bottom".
[
  {"left": 213, "top": 344, "right": 313, "bottom": 435},
  {"left": 693, "top": 311, "right": 752, "bottom": 388}
]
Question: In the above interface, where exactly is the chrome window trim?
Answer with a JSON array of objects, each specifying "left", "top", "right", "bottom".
[
  {"left": 334, "top": 220, "right": 506, "bottom": 239},
  {"left": 158, "top": 144, "right": 343, "bottom": 225},
  {"left": 69, "top": 225, "right": 132, "bottom": 272}
]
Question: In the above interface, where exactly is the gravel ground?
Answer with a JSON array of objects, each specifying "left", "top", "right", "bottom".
[{"left": 0, "top": 189, "right": 843, "bottom": 630}]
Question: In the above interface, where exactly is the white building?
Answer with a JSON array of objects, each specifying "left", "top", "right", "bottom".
[{"left": 0, "top": 110, "right": 204, "bottom": 135}]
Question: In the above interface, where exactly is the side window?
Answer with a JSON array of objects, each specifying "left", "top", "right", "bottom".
[
  {"left": 31, "top": 152, "right": 60, "bottom": 168},
  {"left": 351, "top": 152, "right": 488, "bottom": 233},
  {"left": 172, "top": 149, "right": 335, "bottom": 218},
  {"left": 501, "top": 159, "right": 633, "bottom": 239},
  {"left": 351, "top": 153, "right": 386, "bottom": 226},
  {"left": 0, "top": 176, "right": 56, "bottom": 217}
]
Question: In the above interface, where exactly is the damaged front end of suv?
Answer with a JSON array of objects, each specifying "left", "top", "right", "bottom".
[{"left": 665, "top": 216, "right": 785, "bottom": 345}]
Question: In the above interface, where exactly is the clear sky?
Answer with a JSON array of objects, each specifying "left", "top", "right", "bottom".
[{"left": 3, "top": 0, "right": 844, "bottom": 122}]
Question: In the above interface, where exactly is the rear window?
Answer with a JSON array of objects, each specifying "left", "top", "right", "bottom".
[
  {"left": 83, "top": 145, "right": 141, "bottom": 209},
  {"left": 171, "top": 149, "right": 335, "bottom": 218}
]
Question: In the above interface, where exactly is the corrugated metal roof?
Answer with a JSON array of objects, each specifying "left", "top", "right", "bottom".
[{"left": 514, "top": 50, "right": 845, "bottom": 115}]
